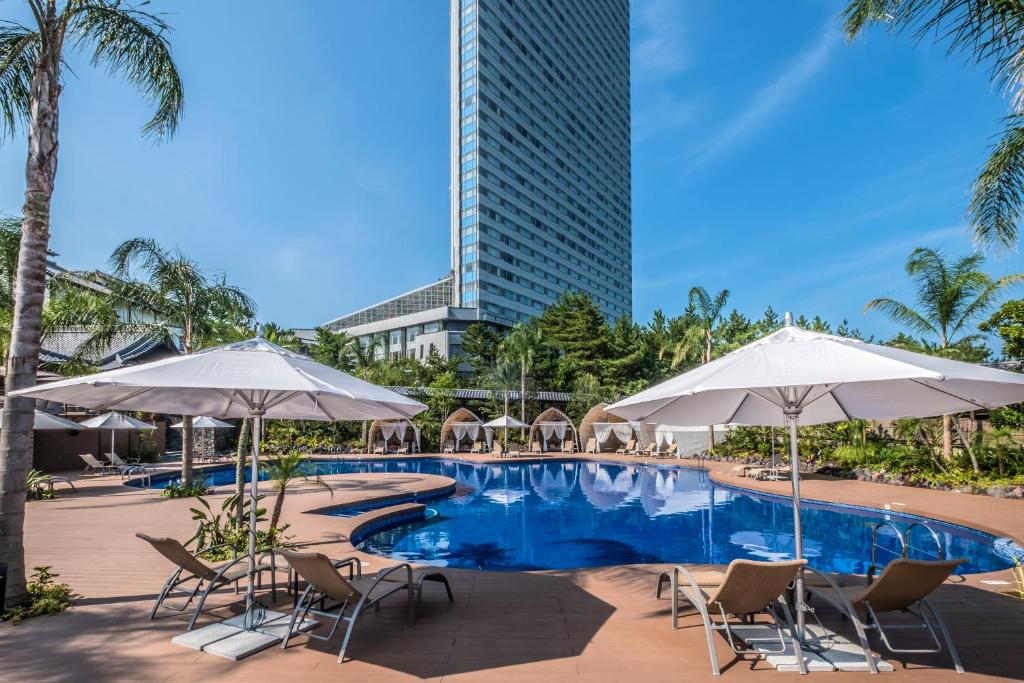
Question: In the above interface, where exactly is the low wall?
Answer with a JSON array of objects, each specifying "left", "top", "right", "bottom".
[{"left": 33, "top": 422, "right": 167, "bottom": 472}]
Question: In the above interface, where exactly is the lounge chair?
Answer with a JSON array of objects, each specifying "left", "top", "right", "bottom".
[
  {"left": 109, "top": 451, "right": 155, "bottom": 477},
  {"left": 640, "top": 443, "right": 657, "bottom": 457},
  {"left": 442, "top": 440, "right": 455, "bottom": 454},
  {"left": 492, "top": 442, "right": 505, "bottom": 457},
  {"left": 561, "top": 439, "right": 575, "bottom": 454},
  {"left": 531, "top": 440, "right": 543, "bottom": 453},
  {"left": 585, "top": 437, "right": 598, "bottom": 453},
  {"left": 396, "top": 442, "right": 410, "bottom": 455},
  {"left": 669, "top": 559, "right": 808, "bottom": 676},
  {"left": 280, "top": 551, "right": 452, "bottom": 664},
  {"left": 730, "top": 464, "right": 757, "bottom": 477},
  {"left": 657, "top": 443, "right": 679, "bottom": 459},
  {"left": 469, "top": 440, "right": 484, "bottom": 454},
  {"left": 79, "top": 452, "right": 110, "bottom": 476},
  {"left": 806, "top": 558, "right": 967, "bottom": 674},
  {"left": 136, "top": 533, "right": 278, "bottom": 630},
  {"left": 508, "top": 443, "right": 522, "bottom": 457},
  {"left": 615, "top": 439, "right": 636, "bottom": 455},
  {"left": 372, "top": 441, "right": 386, "bottom": 455}
]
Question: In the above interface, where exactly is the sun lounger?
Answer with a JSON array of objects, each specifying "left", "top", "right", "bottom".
[
  {"left": 639, "top": 443, "right": 657, "bottom": 457},
  {"left": 657, "top": 443, "right": 678, "bottom": 459},
  {"left": 442, "top": 440, "right": 455, "bottom": 454},
  {"left": 561, "top": 438, "right": 575, "bottom": 453},
  {"left": 280, "top": 551, "right": 452, "bottom": 664},
  {"left": 396, "top": 442, "right": 410, "bottom": 455},
  {"left": 730, "top": 464, "right": 757, "bottom": 477},
  {"left": 668, "top": 559, "right": 808, "bottom": 676},
  {"left": 508, "top": 443, "right": 523, "bottom": 457},
  {"left": 79, "top": 452, "right": 110, "bottom": 476},
  {"left": 531, "top": 440, "right": 542, "bottom": 453},
  {"left": 492, "top": 442, "right": 505, "bottom": 457},
  {"left": 109, "top": 451, "right": 155, "bottom": 477},
  {"left": 372, "top": 441, "right": 386, "bottom": 455},
  {"left": 136, "top": 532, "right": 278, "bottom": 630},
  {"left": 584, "top": 437, "right": 597, "bottom": 453},
  {"left": 806, "top": 558, "right": 967, "bottom": 674},
  {"left": 615, "top": 439, "right": 636, "bottom": 455},
  {"left": 469, "top": 440, "right": 484, "bottom": 454}
]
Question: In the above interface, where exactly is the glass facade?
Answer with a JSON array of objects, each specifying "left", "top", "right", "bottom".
[{"left": 451, "top": 0, "right": 631, "bottom": 325}]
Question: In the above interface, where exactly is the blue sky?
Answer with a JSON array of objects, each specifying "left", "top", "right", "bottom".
[{"left": 1, "top": 0, "right": 1022, "bottom": 343}]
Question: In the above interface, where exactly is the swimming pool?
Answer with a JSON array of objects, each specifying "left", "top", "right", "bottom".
[{"left": 140, "top": 458, "right": 1016, "bottom": 574}]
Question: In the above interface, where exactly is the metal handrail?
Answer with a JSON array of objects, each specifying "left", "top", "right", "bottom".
[
  {"left": 904, "top": 521, "right": 945, "bottom": 560},
  {"left": 870, "top": 520, "right": 906, "bottom": 566}
]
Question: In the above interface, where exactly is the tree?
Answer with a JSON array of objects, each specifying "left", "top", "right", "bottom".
[
  {"left": 499, "top": 321, "right": 543, "bottom": 431},
  {"left": 980, "top": 299, "right": 1024, "bottom": 360},
  {"left": 0, "top": 1, "right": 183, "bottom": 609},
  {"left": 461, "top": 322, "right": 501, "bottom": 378},
  {"left": 310, "top": 327, "right": 357, "bottom": 371},
  {"left": 105, "top": 238, "right": 255, "bottom": 487},
  {"left": 261, "top": 322, "right": 300, "bottom": 351},
  {"left": 536, "top": 291, "right": 611, "bottom": 389},
  {"left": 841, "top": 0, "right": 1024, "bottom": 250},
  {"left": 673, "top": 287, "right": 729, "bottom": 451},
  {"left": 866, "top": 247, "right": 1023, "bottom": 459},
  {"left": 262, "top": 452, "right": 330, "bottom": 529}
]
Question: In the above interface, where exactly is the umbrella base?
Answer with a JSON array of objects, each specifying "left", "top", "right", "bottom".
[
  {"left": 732, "top": 623, "right": 893, "bottom": 672},
  {"left": 172, "top": 609, "right": 317, "bottom": 661}
]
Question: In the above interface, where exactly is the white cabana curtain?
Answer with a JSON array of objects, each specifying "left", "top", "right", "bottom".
[
  {"left": 611, "top": 423, "right": 632, "bottom": 442},
  {"left": 593, "top": 423, "right": 614, "bottom": 444},
  {"left": 452, "top": 422, "right": 481, "bottom": 449},
  {"left": 484, "top": 427, "right": 494, "bottom": 448},
  {"left": 380, "top": 422, "right": 421, "bottom": 451}
]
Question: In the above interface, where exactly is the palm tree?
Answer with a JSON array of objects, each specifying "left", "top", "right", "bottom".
[
  {"left": 0, "top": 1, "right": 183, "bottom": 609},
  {"left": 499, "top": 322, "right": 543, "bottom": 433},
  {"left": 262, "top": 452, "right": 330, "bottom": 529},
  {"left": 866, "top": 247, "right": 1023, "bottom": 459},
  {"left": 103, "top": 238, "right": 256, "bottom": 487},
  {"left": 673, "top": 287, "right": 729, "bottom": 451},
  {"left": 841, "top": 0, "right": 1024, "bottom": 250},
  {"left": 261, "top": 322, "right": 301, "bottom": 351}
]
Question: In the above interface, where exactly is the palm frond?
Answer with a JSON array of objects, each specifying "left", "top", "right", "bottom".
[
  {"left": 68, "top": 1, "right": 183, "bottom": 141},
  {"left": 968, "top": 116, "right": 1024, "bottom": 251},
  {"left": 0, "top": 23, "right": 40, "bottom": 141},
  {"left": 109, "top": 236, "right": 167, "bottom": 278},
  {"left": 841, "top": 0, "right": 899, "bottom": 38},
  {"left": 864, "top": 297, "right": 939, "bottom": 337}
]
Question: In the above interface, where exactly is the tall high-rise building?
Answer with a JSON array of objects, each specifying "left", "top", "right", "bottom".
[
  {"left": 451, "top": 0, "right": 631, "bottom": 325},
  {"left": 313, "top": 0, "right": 632, "bottom": 360}
]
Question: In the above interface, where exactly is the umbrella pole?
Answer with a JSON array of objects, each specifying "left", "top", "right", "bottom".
[
  {"left": 244, "top": 409, "right": 265, "bottom": 630},
  {"left": 785, "top": 407, "right": 806, "bottom": 637}
]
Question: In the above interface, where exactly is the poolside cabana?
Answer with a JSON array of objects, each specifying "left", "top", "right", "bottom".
[
  {"left": 528, "top": 407, "right": 578, "bottom": 453},
  {"left": 440, "top": 408, "right": 485, "bottom": 452},
  {"left": 367, "top": 418, "right": 421, "bottom": 453},
  {"left": 578, "top": 403, "right": 639, "bottom": 453}
]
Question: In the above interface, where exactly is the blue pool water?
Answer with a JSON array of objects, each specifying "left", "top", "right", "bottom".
[{"left": 140, "top": 458, "right": 1015, "bottom": 574}]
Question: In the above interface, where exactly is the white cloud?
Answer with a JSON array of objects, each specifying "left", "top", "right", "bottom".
[
  {"left": 632, "top": 0, "right": 689, "bottom": 82},
  {"left": 693, "top": 23, "right": 839, "bottom": 167}
]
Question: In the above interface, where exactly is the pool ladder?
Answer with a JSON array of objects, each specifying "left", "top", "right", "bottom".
[{"left": 869, "top": 520, "right": 945, "bottom": 565}]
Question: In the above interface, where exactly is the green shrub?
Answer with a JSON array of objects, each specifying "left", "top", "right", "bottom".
[
  {"left": 162, "top": 476, "right": 211, "bottom": 499},
  {"left": 1, "top": 566, "right": 74, "bottom": 623},
  {"left": 26, "top": 469, "right": 55, "bottom": 500}
]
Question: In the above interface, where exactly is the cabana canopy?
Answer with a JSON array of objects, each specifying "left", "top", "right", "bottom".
[
  {"left": 527, "top": 407, "right": 578, "bottom": 452},
  {"left": 578, "top": 402, "right": 638, "bottom": 452},
  {"left": 440, "top": 407, "right": 484, "bottom": 451},
  {"left": 367, "top": 418, "right": 421, "bottom": 452}
]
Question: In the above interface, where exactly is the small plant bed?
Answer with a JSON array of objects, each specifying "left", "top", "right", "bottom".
[
  {"left": 162, "top": 477, "right": 212, "bottom": 498},
  {"left": 1, "top": 566, "right": 74, "bottom": 623}
]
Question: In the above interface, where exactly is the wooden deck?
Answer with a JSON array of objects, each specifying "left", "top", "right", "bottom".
[{"left": 3, "top": 454, "right": 1023, "bottom": 682}]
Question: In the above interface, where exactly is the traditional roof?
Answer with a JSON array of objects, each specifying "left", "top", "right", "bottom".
[
  {"left": 384, "top": 386, "right": 571, "bottom": 402},
  {"left": 40, "top": 327, "right": 171, "bottom": 370}
]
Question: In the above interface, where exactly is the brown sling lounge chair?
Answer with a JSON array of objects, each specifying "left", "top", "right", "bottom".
[
  {"left": 615, "top": 439, "right": 636, "bottom": 455},
  {"left": 669, "top": 559, "right": 808, "bottom": 676},
  {"left": 561, "top": 438, "right": 575, "bottom": 453},
  {"left": 806, "top": 558, "right": 966, "bottom": 674},
  {"left": 280, "top": 551, "right": 453, "bottom": 664},
  {"left": 136, "top": 533, "right": 278, "bottom": 630}
]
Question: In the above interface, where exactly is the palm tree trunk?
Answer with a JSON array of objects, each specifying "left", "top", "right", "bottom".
[
  {"left": 234, "top": 416, "right": 250, "bottom": 523},
  {"left": 941, "top": 414, "right": 954, "bottom": 461},
  {"left": 0, "top": 39, "right": 60, "bottom": 609},
  {"left": 520, "top": 363, "right": 526, "bottom": 440},
  {"left": 270, "top": 487, "right": 285, "bottom": 529},
  {"left": 181, "top": 415, "right": 194, "bottom": 486}
]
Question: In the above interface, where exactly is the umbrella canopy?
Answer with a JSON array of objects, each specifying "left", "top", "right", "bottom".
[
  {"left": 10, "top": 336, "right": 426, "bottom": 630},
  {"left": 80, "top": 412, "right": 157, "bottom": 431},
  {"left": 607, "top": 322, "right": 1024, "bottom": 426},
  {"left": 608, "top": 315, "right": 1024, "bottom": 635},
  {"left": 170, "top": 416, "right": 234, "bottom": 429},
  {"left": 482, "top": 415, "right": 529, "bottom": 429},
  {"left": 31, "top": 410, "right": 82, "bottom": 431}
]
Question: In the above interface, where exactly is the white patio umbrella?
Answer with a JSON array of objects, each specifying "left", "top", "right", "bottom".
[
  {"left": 31, "top": 410, "right": 83, "bottom": 431},
  {"left": 483, "top": 415, "right": 529, "bottom": 451},
  {"left": 170, "top": 416, "right": 234, "bottom": 429},
  {"left": 79, "top": 411, "right": 156, "bottom": 461},
  {"left": 608, "top": 313, "right": 1024, "bottom": 632},
  {"left": 11, "top": 336, "right": 427, "bottom": 629}
]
